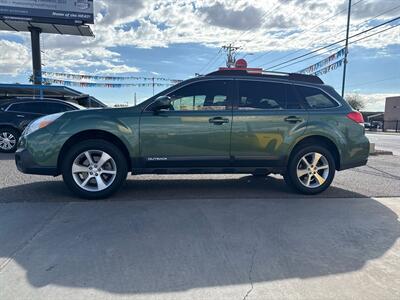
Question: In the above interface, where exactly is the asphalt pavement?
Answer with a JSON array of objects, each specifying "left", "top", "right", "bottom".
[{"left": 1, "top": 152, "right": 400, "bottom": 299}]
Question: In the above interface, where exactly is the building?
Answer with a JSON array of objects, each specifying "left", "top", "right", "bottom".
[{"left": 384, "top": 96, "right": 400, "bottom": 131}]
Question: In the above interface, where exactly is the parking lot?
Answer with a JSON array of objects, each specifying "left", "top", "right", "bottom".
[{"left": 1, "top": 139, "right": 400, "bottom": 299}]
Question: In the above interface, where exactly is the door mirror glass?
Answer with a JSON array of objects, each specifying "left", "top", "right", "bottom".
[{"left": 152, "top": 96, "right": 172, "bottom": 111}]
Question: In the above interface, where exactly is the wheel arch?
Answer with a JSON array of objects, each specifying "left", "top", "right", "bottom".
[
  {"left": 288, "top": 135, "right": 341, "bottom": 170},
  {"left": 57, "top": 130, "right": 132, "bottom": 172},
  {"left": 0, "top": 124, "right": 21, "bottom": 134}
]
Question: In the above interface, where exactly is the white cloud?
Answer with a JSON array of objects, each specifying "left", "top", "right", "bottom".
[
  {"left": 0, "top": 0, "right": 399, "bottom": 74},
  {"left": 0, "top": 40, "right": 30, "bottom": 75},
  {"left": 346, "top": 92, "right": 400, "bottom": 111}
]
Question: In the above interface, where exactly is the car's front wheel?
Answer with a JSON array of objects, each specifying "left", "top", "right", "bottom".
[
  {"left": 0, "top": 127, "right": 20, "bottom": 153},
  {"left": 285, "top": 145, "right": 336, "bottom": 195},
  {"left": 62, "top": 140, "right": 128, "bottom": 199}
]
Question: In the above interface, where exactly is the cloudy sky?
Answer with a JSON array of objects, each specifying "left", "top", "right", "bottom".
[{"left": 0, "top": 0, "right": 399, "bottom": 110}]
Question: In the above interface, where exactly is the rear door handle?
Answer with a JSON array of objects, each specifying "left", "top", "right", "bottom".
[
  {"left": 17, "top": 115, "right": 25, "bottom": 118},
  {"left": 209, "top": 117, "right": 230, "bottom": 125},
  {"left": 284, "top": 116, "right": 303, "bottom": 123}
]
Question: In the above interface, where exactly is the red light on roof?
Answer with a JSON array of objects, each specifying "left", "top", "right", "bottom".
[
  {"left": 218, "top": 59, "right": 263, "bottom": 74},
  {"left": 235, "top": 59, "right": 247, "bottom": 68}
]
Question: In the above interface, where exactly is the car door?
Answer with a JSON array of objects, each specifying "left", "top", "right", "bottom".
[
  {"left": 230, "top": 79, "right": 309, "bottom": 167},
  {"left": 139, "top": 79, "right": 234, "bottom": 168},
  {"left": 5, "top": 102, "right": 46, "bottom": 131}
]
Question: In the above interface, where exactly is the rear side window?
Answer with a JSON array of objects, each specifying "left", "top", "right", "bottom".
[
  {"left": 7, "top": 102, "right": 44, "bottom": 114},
  {"left": 44, "top": 102, "right": 74, "bottom": 114},
  {"left": 296, "top": 86, "right": 339, "bottom": 109},
  {"left": 237, "top": 81, "right": 302, "bottom": 110}
]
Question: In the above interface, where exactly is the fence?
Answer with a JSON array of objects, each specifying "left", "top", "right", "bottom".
[{"left": 365, "top": 120, "right": 400, "bottom": 133}]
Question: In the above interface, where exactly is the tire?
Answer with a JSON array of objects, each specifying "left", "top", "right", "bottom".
[
  {"left": 0, "top": 127, "right": 20, "bottom": 153},
  {"left": 62, "top": 139, "right": 128, "bottom": 199},
  {"left": 285, "top": 145, "right": 336, "bottom": 195}
]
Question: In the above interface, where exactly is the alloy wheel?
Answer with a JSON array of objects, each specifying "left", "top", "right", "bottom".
[
  {"left": 296, "top": 152, "right": 330, "bottom": 189},
  {"left": 0, "top": 131, "right": 17, "bottom": 151},
  {"left": 72, "top": 150, "right": 117, "bottom": 192}
]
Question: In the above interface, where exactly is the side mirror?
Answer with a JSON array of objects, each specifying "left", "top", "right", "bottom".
[{"left": 152, "top": 96, "right": 172, "bottom": 111}]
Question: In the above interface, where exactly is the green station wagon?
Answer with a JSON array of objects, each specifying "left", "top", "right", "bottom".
[{"left": 15, "top": 68, "right": 369, "bottom": 199}]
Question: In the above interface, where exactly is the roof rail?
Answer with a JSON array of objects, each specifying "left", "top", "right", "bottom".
[{"left": 205, "top": 69, "right": 324, "bottom": 84}]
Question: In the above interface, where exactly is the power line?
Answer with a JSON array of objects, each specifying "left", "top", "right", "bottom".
[
  {"left": 197, "top": 47, "right": 222, "bottom": 74},
  {"left": 271, "top": 4, "right": 400, "bottom": 71},
  {"left": 248, "top": 0, "right": 365, "bottom": 65},
  {"left": 263, "top": 15, "right": 400, "bottom": 70},
  {"left": 347, "top": 75, "right": 400, "bottom": 89},
  {"left": 273, "top": 46, "right": 345, "bottom": 71},
  {"left": 272, "top": 22, "right": 400, "bottom": 73}
]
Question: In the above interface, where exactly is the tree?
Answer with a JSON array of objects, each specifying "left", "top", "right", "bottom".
[{"left": 346, "top": 94, "right": 365, "bottom": 111}]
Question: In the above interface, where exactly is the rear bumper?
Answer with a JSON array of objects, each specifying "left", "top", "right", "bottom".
[
  {"left": 15, "top": 148, "right": 58, "bottom": 176},
  {"left": 339, "top": 158, "right": 368, "bottom": 171}
]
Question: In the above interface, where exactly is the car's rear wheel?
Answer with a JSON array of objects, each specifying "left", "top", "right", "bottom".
[
  {"left": 285, "top": 145, "right": 335, "bottom": 194},
  {"left": 62, "top": 139, "right": 128, "bottom": 199},
  {"left": 0, "top": 127, "right": 20, "bottom": 153}
]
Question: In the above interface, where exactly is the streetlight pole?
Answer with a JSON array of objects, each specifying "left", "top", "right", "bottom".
[{"left": 341, "top": 0, "right": 352, "bottom": 98}]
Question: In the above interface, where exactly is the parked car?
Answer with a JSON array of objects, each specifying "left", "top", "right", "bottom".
[
  {"left": 0, "top": 98, "right": 83, "bottom": 153},
  {"left": 364, "top": 122, "right": 372, "bottom": 129},
  {"left": 15, "top": 68, "right": 369, "bottom": 198},
  {"left": 371, "top": 121, "right": 383, "bottom": 129}
]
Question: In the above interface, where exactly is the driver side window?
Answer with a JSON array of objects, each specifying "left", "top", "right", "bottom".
[{"left": 168, "top": 80, "right": 230, "bottom": 111}]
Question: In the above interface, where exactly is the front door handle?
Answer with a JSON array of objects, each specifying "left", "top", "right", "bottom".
[
  {"left": 209, "top": 117, "right": 229, "bottom": 125},
  {"left": 284, "top": 116, "right": 303, "bottom": 123},
  {"left": 17, "top": 114, "right": 25, "bottom": 118}
]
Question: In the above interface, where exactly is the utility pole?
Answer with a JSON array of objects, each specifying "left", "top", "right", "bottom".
[
  {"left": 341, "top": 0, "right": 352, "bottom": 98},
  {"left": 222, "top": 44, "right": 240, "bottom": 68},
  {"left": 134, "top": 92, "right": 137, "bottom": 106}
]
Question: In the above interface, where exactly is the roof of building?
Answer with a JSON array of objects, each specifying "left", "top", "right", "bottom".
[{"left": 0, "top": 84, "right": 106, "bottom": 108}]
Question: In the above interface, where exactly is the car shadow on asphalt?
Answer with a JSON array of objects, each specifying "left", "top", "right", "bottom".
[
  {"left": 0, "top": 175, "right": 371, "bottom": 203},
  {"left": 0, "top": 153, "right": 14, "bottom": 161},
  {"left": 0, "top": 190, "right": 399, "bottom": 296}
]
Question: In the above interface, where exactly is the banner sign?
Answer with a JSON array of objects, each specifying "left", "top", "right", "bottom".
[
  {"left": 0, "top": 0, "right": 94, "bottom": 25},
  {"left": 299, "top": 48, "right": 345, "bottom": 75},
  {"left": 42, "top": 78, "right": 176, "bottom": 88},
  {"left": 42, "top": 71, "right": 182, "bottom": 83},
  {"left": 310, "top": 58, "right": 345, "bottom": 77}
]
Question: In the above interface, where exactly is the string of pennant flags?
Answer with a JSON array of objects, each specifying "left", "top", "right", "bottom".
[
  {"left": 298, "top": 48, "right": 346, "bottom": 75},
  {"left": 42, "top": 71, "right": 182, "bottom": 83},
  {"left": 309, "top": 58, "right": 345, "bottom": 77},
  {"left": 42, "top": 78, "right": 176, "bottom": 88}
]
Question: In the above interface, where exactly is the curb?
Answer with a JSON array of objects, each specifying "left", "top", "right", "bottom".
[{"left": 370, "top": 149, "right": 394, "bottom": 156}]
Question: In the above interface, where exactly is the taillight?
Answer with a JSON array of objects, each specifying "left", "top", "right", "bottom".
[{"left": 347, "top": 111, "right": 364, "bottom": 123}]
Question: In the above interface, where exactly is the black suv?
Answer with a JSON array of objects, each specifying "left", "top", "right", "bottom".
[{"left": 0, "top": 98, "right": 83, "bottom": 153}]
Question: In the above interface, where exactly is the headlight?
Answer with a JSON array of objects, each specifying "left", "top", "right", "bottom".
[{"left": 24, "top": 113, "right": 64, "bottom": 136}]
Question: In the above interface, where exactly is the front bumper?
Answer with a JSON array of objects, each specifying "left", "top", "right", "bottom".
[{"left": 15, "top": 148, "right": 58, "bottom": 176}]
